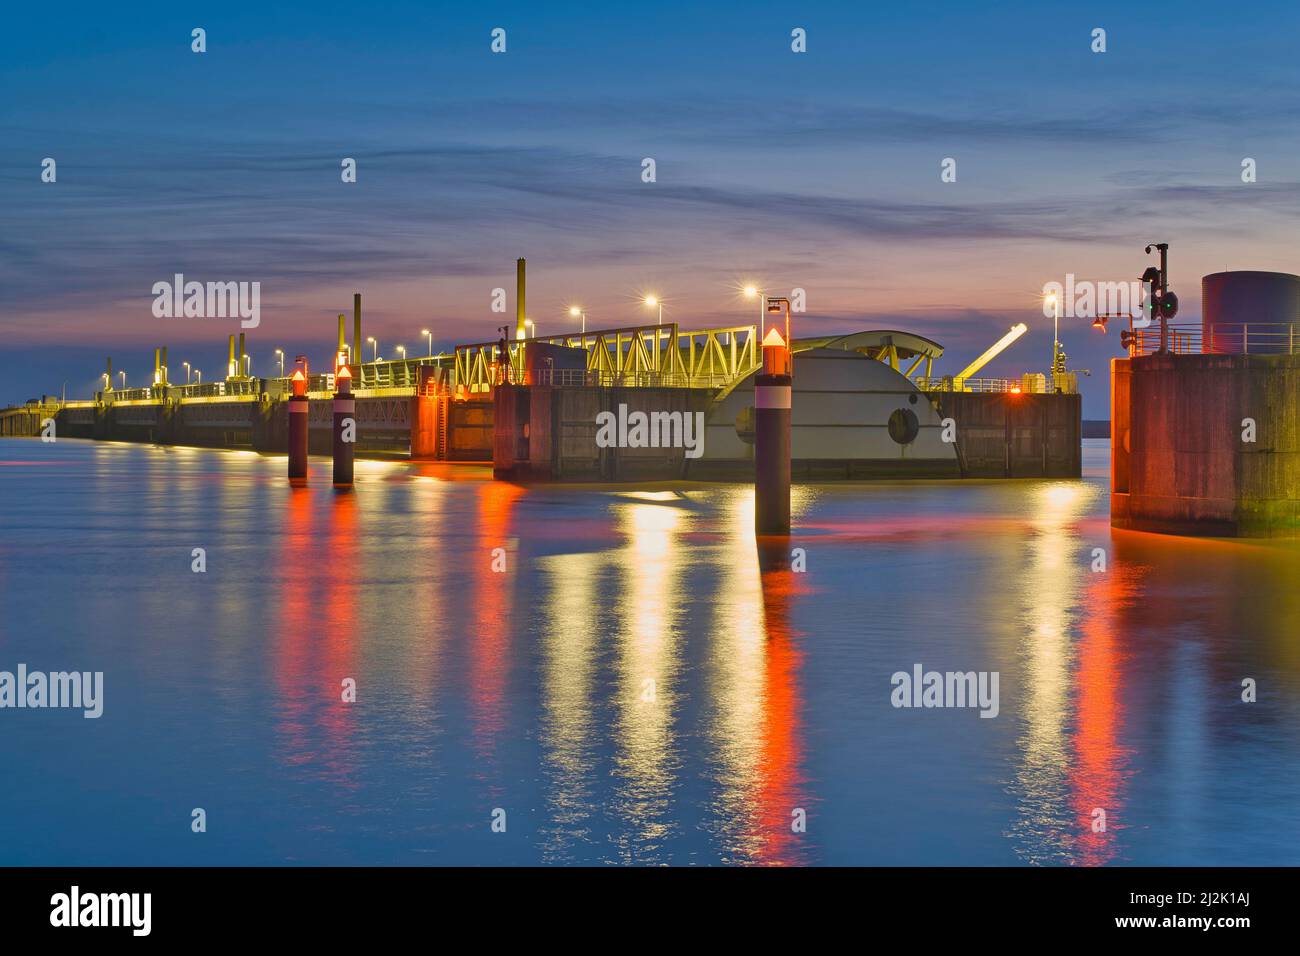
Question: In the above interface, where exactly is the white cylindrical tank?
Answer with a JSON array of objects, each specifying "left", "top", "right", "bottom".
[{"left": 1202, "top": 271, "right": 1300, "bottom": 353}]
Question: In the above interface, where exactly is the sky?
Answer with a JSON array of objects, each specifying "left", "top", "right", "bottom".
[{"left": 4, "top": 1, "right": 1300, "bottom": 415}]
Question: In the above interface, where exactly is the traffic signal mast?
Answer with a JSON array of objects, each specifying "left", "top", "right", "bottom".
[{"left": 1122, "top": 243, "right": 1179, "bottom": 355}]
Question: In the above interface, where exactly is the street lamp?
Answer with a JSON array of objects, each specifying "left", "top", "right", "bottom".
[
  {"left": 422, "top": 329, "right": 432, "bottom": 357},
  {"left": 275, "top": 349, "right": 284, "bottom": 377},
  {"left": 1046, "top": 292, "right": 1062, "bottom": 379},
  {"left": 396, "top": 345, "right": 406, "bottom": 360},
  {"left": 183, "top": 361, "right": 191, "bottom": 385},
  {"left": 367, "top": 337, "right": 378, "bottom": 362},
  {"left": 244, "top": 354, "right": 252, "bottom": 377},
  {"left": 569, "top": 306, "right": 585, "bottom": 335},
  {"left": 524, "top": 318, "right": 536, "bottom": 339},
  {"left": 195, "top": 370, "right": 201, "bottom": 384},
  {"left": 644, "top": 295, "right": 663, "bottom": 326},
  {"left": 119, "top": 371, "right": 126, "bottom": 389}
]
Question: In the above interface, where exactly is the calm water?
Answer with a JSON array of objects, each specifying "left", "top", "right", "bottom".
[{"left": 1, "top": 437, "right": 1298, "bottom": 866}]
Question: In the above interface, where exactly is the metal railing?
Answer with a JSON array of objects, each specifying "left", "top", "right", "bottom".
[
  {"left": 169, "top": 382, "right": 232, "bottom": 399},
  {"left": 261, "top": 374, "right": 338, "bottom": 398},
  {"left": 917, "top": 375, "right": 1073, "bottom": 394},
  {"left": 105, "top": 387, "right": 155, "bottom": 402},
  {"left": 528, "top": 368, "right": 735, "bottom": 389},
  {"left": 353, "top": 356, "right": 450, "bottom": 391},
  {"left": 1129, "top": 322, "right": 1299, "bottom": 357}
]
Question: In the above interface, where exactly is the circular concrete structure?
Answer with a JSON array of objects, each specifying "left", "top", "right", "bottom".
[{"left": 1202, "top": 271, "right": 1300, "bottom": 353}]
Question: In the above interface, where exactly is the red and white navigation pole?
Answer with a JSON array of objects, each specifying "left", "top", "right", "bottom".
[
  {"left": 332, "top": 353, "right": 355, "bottom": 489},
  {"left": 755, "top": 296, "right": 792, "bottom": 535},
  {"left": 288, "top": 359, "right": 309, "bottom": 487}
]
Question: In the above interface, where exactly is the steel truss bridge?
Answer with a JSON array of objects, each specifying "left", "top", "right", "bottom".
[{"left": 451, "top": 324, "right": 947, "bottom": 396}]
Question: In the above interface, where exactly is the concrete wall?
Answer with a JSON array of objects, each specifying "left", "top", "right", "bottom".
[
  {"left": 448, "top": 398, "right": 493, "bottom": 460},
  {"left": 494, "top": 385, "right": 714, "bottom": 480},
  {"left": 0, "top": 406, "right": 59, "bottom": 437},
  {"left": 1112, "top": 352, "right": 1300, "bottom": 536},
  {"left": 934, "top": 392, "right": 1082, "bottom": 479},
  {"left": 52, "top": 395, "right": 411, "bottom": 455}
]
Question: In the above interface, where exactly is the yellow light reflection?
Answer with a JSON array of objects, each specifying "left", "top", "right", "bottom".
[
  {"left": 708, "top": 490, "right": 767, "bottom": 861},
  {"left": 1009, "top": 479, "right": 1099, "bottom": 862},
  {"left": 610, "top": 499, "right": 685, "bottom": 861},
  {"left": 537, "top": 551, "right": 601, "bottom": 861}
]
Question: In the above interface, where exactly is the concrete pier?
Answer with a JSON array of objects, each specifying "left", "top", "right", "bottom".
[
  {"left": 934, "top": 391, "right": 1082, "bottom": 479},
  {"left": 1112, "top": 353, "right": 1300, "bottom": 536}
]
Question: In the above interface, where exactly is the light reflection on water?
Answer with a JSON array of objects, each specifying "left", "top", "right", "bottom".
[{"left": 1, "top": 438, "right": 1298, "bottom": 865}]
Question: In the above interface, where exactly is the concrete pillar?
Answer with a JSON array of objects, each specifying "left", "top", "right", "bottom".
[
  {"left": 353, "top": 294, "right": 362, "bottom": 371},
  {"left": 411, "top": 367, "right": 441, "bottom": 459},
  {"left": 516, "top": 258, "right": 526, "bottom": 340},
  {"left": 333, "top": 366, "right": 355, "bottom": 488}
]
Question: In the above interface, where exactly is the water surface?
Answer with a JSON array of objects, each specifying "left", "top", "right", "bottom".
[{"left": 1, "top": 438, "right": 1297, "bottom": 865}]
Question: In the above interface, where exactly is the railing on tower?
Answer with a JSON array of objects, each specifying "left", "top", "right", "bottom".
[{"left": 1126, "top": 321, "right": 1299, "bottom": 357}]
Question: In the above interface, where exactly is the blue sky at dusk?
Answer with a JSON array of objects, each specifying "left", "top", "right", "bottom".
[{"left": 4, "top": 1, "right": 1300, "bottom": 413}]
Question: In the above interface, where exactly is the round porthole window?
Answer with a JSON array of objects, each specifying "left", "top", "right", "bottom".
[{"left": 887, "top": 407, "right": 920, "bottom": 445}]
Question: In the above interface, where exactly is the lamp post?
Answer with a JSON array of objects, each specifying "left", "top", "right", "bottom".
[
  {"left": 275, "top": 349, "right": 284, "bottom": 378},
  {"left": 524, "top": 318, "right": 536, "bottom": 339},
  {"left": 119, "top": 371, "right": 126, "bottom": 390},
  {"left": 195, "top": 370, "right": 201, "bottom": 385},
  {"left": 644, "top": 295, "right": 663, "bottom": 326},
  {"left": 569, "top": 306, "right": 585, "bottom": 335},
  {"left": 396, "top": 345, "right": 406, "bottom": 360},
  {"left": 422, "top": 329, "right": 432, "bottom": 357},
  {"left": 367, "top": 337, "right": 378, "bottom": 362},
  {"left": 183, "top": 361, "right": 191, "bottom": 385},
  {"left": 1046, "top": 292, "right": 1062, "bottom": 381}
]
